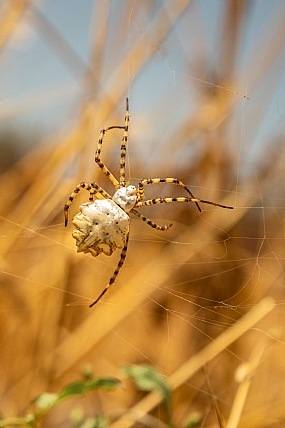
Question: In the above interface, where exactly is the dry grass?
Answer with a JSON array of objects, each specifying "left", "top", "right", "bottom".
[{"left": 2, "top": 1, "right": 285, "bottom": 427}]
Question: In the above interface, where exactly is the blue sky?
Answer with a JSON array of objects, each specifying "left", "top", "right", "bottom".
[{"left": 3, "top": 0, "right": 285, "bottom": 168}]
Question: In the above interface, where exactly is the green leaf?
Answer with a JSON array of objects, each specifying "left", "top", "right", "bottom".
[
  {"left": 32, "top": 377, "right": 123, "bottom": 423},
  {"left": 58, "top": 377, "right": 123, "bottom": 400},
  {"left": 121, "top": 365, "right": 172, "bottom": 423}
]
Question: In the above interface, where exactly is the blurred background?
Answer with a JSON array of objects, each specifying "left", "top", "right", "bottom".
[{"left": 2, "top": 0, "right": 285, "bottom": 426}]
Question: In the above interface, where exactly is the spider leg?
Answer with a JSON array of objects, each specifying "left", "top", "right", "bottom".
[
  {"left": 64, "top": 182, "right": 112, "bottom": 226},
  {"left": 138, "top": 178, "right": 202, "bottom": 212},
  {"left": 90, "top": 182, "right": 112, "bottom": 199},
  {"left": 95, "top": 128, "right": 122, "bottom": 190},
  {"left": 89, "top": 233, "right": 129, "bottom": 307},
  {"left": 119, "top": 97, "right": 129, "bottom": 188},
  {"left": 136, "top": 197, "right": 233, "bottom": 209},
  {"left": 131, "top": 208, "right": 173, "bottom": 230},
  {"left": 95, "top": 99, "right": 129, "bottom": 189}
]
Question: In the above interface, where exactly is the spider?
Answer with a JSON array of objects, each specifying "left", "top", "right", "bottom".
[{"left": 64, "top": 98, "right": 233, "bottom": 308}]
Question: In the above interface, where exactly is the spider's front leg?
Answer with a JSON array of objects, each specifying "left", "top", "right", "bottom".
[
  {"left": 95, "top": 129, "right": 121, "bottom": 190},
  {"left": 131, "top": 208, "right": 173, "bottom": 231},
  {"left": 94, "top": 98, "right": 129, "bottom": 189},
  {"left": 119, "top": 97, "right": 129, "bottom": 187},
  {"left": 137, "top": 178, "right": 202, "bottom": 212},
  {"left": 64, "top": 182, "right": 111, "bottom": 226},
  {"left": 136, "top": 196, "right": 233, "bottom": 210}
]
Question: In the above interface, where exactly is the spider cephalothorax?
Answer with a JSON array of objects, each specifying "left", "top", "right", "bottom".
[{"left": 64, "top": 98, "right": 233, "bottom": 307}]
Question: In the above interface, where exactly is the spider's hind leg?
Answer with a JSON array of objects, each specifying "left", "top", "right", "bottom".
[{"left": 89, "top": 233, "right": 129, "bottom": 307}]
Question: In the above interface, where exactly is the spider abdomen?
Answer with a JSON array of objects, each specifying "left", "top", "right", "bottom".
[{"left": 72, "top": 199, "right": 130, "bottom": 257}]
